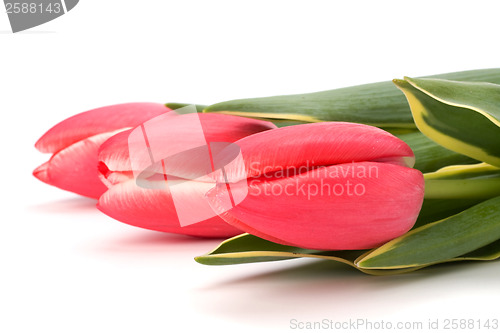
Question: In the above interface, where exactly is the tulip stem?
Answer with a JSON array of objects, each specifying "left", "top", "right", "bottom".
[{"left": 424, "top": 178, "right": 500, "bottom": 199}]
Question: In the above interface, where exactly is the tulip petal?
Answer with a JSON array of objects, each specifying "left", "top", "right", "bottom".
[
  {"left": 97, "top": 113, "right": 277, "bottom": 236},
  {"left": 97, "top": 179, "right": 242, "bottom": 238},
  {"left": 99, "top": 113, "right": 277, "bottom": 177},
  {"left": 34, "top": 132, "right": 118, "bottom": 198},
  {"left": 208, "top": 162, "right": 424, "bottom": 250},
  {"left": 35, "top": 103, "right": 170, "bottom": 154},
  {"left": 33, "top": 162, "right": 50, "bottom": 183},
  {"left": 216, "top": 122, "right": 415, "bottom": 183},
  {"left": 98, "top": 130, "right": 133, "bottom": 175}
]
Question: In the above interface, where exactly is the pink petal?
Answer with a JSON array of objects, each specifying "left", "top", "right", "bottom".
[
  {"left": 35, "top": 103, "right": 170, "bottom": 154},
  {"left": 33, "top": 132, "right": 118, "bottom": 199},
  {"left": 97, "top": 113, "right": 277, "bottom": 235},
  {"left": 99, "top": 113, "right": 277, "bottom": 178},
  {"left": 219, "top": 122, "right": 415, "bottom": 182},
  {"left": 98, "top": 130, "right": 133, "bottom": 178},
  {"left": 97, "top": 179, "right": 242, "bottom": 238},
  {"left": 208, "top": 162, "right": 424, "bottom": 250}
]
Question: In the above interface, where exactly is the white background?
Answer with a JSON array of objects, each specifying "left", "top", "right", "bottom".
[{"left": 1, "top": 1, "right": 500, "bottom": 332}]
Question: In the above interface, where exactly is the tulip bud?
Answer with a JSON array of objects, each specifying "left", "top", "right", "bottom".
[
  {"left": 97, "top": 111, "right": 277, "bottom": 237},
  {"left": 206, "top": 122, "right": 425, "bottom": 250},
  {"left": 33, "top": 103, "right": 171, "bottom": 198}
]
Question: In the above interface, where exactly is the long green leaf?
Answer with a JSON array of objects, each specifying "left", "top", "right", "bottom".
[
  {"left": 456, "top": 239, "right": 500, "bottom": 261},
  {"left": 394, "top": 77, "right": 500, "bottom": 167},
  {"left": 194, "top": 234, "right": 417, "bottom": 275},
  {"left": 204, "top": 69, "right": 500, "bottom": 128},
  {"left": 356, "top": 196, "right": 500, "bottom": 269},
  {"left": 359, "top": 239, "right": 500, "bottom": 272},
  {"left": 195, "top": 234, "right": 364, "bottom": 266},
  {"left": 196, "top": 231, "right": 500, "bottom": 274}
]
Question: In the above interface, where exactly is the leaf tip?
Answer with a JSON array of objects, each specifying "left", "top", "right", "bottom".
[
  {"left": 392, "top": 78, "right": 413, "bottom": 91},
  {"left": 392, "top": 78, "right": 406, "bottom": 87},
  {"left": 194, "top": 255, "right": 208, "bottom": 265}
]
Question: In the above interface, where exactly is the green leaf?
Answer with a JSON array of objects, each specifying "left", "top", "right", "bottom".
[
  {"left": 456, "top": 239, "right": 500, "bottom": 261},
  {"left": 194, "top": 234, "right": 422, "bottom": 275},
  {"left": 359, "top": 238, "right": 500, "bottom": 272},
  {"left": 204, "top": 68, "right": 500, "bottom": 128},
  {"left": 194, "top": 234, "right": 363, "bottom": 265},
  {"left": 424, "top": 162, "right": 500, "bottom": 180},
  {"left": 264, "top": 119, "right": 307, "bottom": 128},
  {"left": 423, "top": 163, "right": 500, "bottom": 200},
  {"left": 356, "top": 196, "right": 500, "bottom": 269},
  {"left": 393, "top": 77, "right": 500, "bottom": 167},
  {"left": 424, "top": 179, "right": 500, "bottom": 200},
  {"left": 396, "top": 131, "right": 477, "bottom": 173},
  {"left": 414, "top": 163, "right": 500, "bottom": 228},
  {"left": 413, "top": 198, "right": 484, "bottom": 229},
  {"left": 414, "top": 164, "right": 500, "bottom": 228},
  {"left": 196, "top": 231, "right": 500, "bottom": 275}
]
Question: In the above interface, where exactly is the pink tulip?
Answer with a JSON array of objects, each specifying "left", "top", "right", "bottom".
[
  {"left": 97, "top": 112, "right": 277, "bottom": 238},
  {"left": 34, "top": 103, "right": 171, "bottom": 198},
  {"left": 206, "top": 122, "right": 425, "bottom": 250}
]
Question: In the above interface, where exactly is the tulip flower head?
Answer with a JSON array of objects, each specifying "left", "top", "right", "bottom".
[
  {"left": 97, "top": 107, "right": 278, "bottom": 237},
  {"left": 34, "top": 103, "right": 171, "bottom": 198},
  {"left": 206, "top": 122, "right": 425, "bottom": 250}
]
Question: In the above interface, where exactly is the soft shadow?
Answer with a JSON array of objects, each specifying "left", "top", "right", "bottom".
[
  {"left": 93, "top": 231, "right": 223, "bottom": 255},
  {"left": 27, "top": 197, "right": 98, "bottom": 214},
  {"left": 200, "top": 256, "right": 485, "bottom": 289},
  {"left": 212, "top": 258, "right": 493, "bottom": 286},
  {"left": 200, "top": 259, "right": 429, "bottom": 291},
  {"left": 192, "top": 258, "right": 500, "bottom": 326}
]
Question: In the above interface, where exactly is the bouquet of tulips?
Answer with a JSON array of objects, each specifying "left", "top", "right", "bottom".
[{"left": 34, "top": 68, "right": 500, "bottom": 275}]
